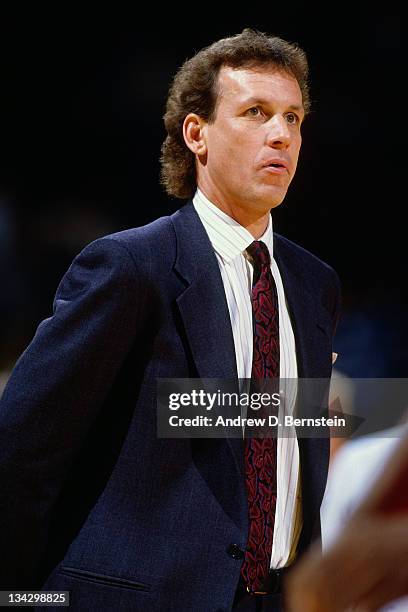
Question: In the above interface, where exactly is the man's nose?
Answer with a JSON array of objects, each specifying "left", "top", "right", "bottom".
[{"left": 265, "top": 115, "right": 291, "bottom": 148}]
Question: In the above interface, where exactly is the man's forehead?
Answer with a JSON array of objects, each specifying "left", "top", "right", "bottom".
[{"left": 217, "top": 65, "right": 302, "bottom": 104}]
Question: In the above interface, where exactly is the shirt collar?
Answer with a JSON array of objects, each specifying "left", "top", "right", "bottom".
[{"left": 193, "top": 188, "right": 274, "bottom": 263}]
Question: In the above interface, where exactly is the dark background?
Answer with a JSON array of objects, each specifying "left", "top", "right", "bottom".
[{"left": 0, "top": 7, "right": 405, "bottom": 380}]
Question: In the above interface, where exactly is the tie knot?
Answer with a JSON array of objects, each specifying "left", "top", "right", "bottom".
[{"left": 246, "top": 240, "right": 271, "bottom": 270}]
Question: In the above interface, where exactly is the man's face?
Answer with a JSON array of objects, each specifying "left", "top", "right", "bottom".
[{"left": 198, "top": 66, "right": 304, "bottom": 214}]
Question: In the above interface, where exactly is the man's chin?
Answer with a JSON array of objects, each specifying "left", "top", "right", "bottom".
[
  {"left": 256, "top": 183, "right": 288, "bottom": 209},
  {"left": 268, "top": 197, "right": 286, "bottom": 210},
  {"left": 264, "top": 191, "right": 287, "bottom": 210}
]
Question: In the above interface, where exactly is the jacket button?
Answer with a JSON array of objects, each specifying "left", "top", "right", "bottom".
[{"left": 227, "top": 543, "right": 245, "bottom": 559}]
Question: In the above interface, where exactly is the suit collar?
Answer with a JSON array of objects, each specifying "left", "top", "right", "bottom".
[
  {"left": 274, "top": 234, "right": 333, "bottom": 379},
  {"left": 171, "top": 202, "right": 238, "bottom": 382},
  {"left": 171, "top": 202, "right": 244, "bottom": 484}
]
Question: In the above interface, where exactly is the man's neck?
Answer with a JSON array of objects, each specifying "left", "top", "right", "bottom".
[{"left": 196, "top": 187, "right": 270, "bottom": 239}]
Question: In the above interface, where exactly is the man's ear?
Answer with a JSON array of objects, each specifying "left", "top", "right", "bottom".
[{"left": 183, "top": 113, "right": 207, "bottom": 155}]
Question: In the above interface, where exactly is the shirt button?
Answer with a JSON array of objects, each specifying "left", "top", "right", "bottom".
[{"left": 226, "top": 543, "right": 245, "bottom": 559}]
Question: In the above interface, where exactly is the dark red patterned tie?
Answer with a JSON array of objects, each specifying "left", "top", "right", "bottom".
[{"left": 240, "top": 240, "right": 279, "bottom": 593}]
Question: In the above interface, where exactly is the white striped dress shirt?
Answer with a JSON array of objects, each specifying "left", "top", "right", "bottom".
[{"left": 193, "top": 188, "right": 300, "bottom": 568}]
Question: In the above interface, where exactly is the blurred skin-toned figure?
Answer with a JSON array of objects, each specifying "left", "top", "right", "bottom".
[{"left": 286, "top": 431, "right": 408, "bottom": 611}]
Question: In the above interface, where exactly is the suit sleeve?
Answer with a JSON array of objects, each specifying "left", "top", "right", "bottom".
[{"left": 0, "top": 237, "right": 144, "bottom": 588}]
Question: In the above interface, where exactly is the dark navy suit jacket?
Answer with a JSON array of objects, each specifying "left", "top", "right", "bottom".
[{"left": 0, "top": 202, "right": 341, "bottom": 611}]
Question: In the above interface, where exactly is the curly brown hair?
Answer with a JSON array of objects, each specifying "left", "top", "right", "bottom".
[{"left": 160, "top": 28, "right": 310, "bottom": 200}]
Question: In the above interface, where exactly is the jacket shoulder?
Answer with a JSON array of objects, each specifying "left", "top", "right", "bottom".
[
  {"left": 274, "top": 232, "right": 340, "bottom": 285},
  {"left": 99, "top": 215, "right": 175, "bottom": 251},
  {"left": 75, "top": 215, "right": 177, "bottom": 276},
  {"left": 274, "top": 233, "right": 341, "bottom": 329}
]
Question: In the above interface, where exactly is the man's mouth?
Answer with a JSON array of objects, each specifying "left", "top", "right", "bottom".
[
  {"left": 262, "top": 162, "right": 288, "bottom": 175},
  {"left": 260, "top": 158, "right": 289, "bottom": 174}
]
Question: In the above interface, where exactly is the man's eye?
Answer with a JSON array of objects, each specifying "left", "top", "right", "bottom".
[
  {"left": 246, "top": 107, "right": 262, "bottom": 117},
  {"left": 286, "top": 112, "right": 299, "bottom": 124}
]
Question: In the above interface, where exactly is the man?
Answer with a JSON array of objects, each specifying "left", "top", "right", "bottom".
[
  {"left": 0, "top": 29, "right": 340, "bottom": 610},
  {"left": 286, "top": 430, "right": 408, "bottom": 611}
]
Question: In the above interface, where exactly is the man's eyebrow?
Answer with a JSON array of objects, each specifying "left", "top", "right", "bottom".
[{"left": 240, "top": 96, "right": 304, "bottom": 113}]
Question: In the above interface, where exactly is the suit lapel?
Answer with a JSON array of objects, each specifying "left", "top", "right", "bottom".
[
  {"left": 273, "top": 235, "right": 333, "bottom": 379},
  {"left": 274, "top": 234, "right": 332, "bottom": 545},
  {"left": 171, "top": 202, "right": 238, "bottom": 382},
  {"left": 170, "top": 203, "right": 245, "bottom": 485}
]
